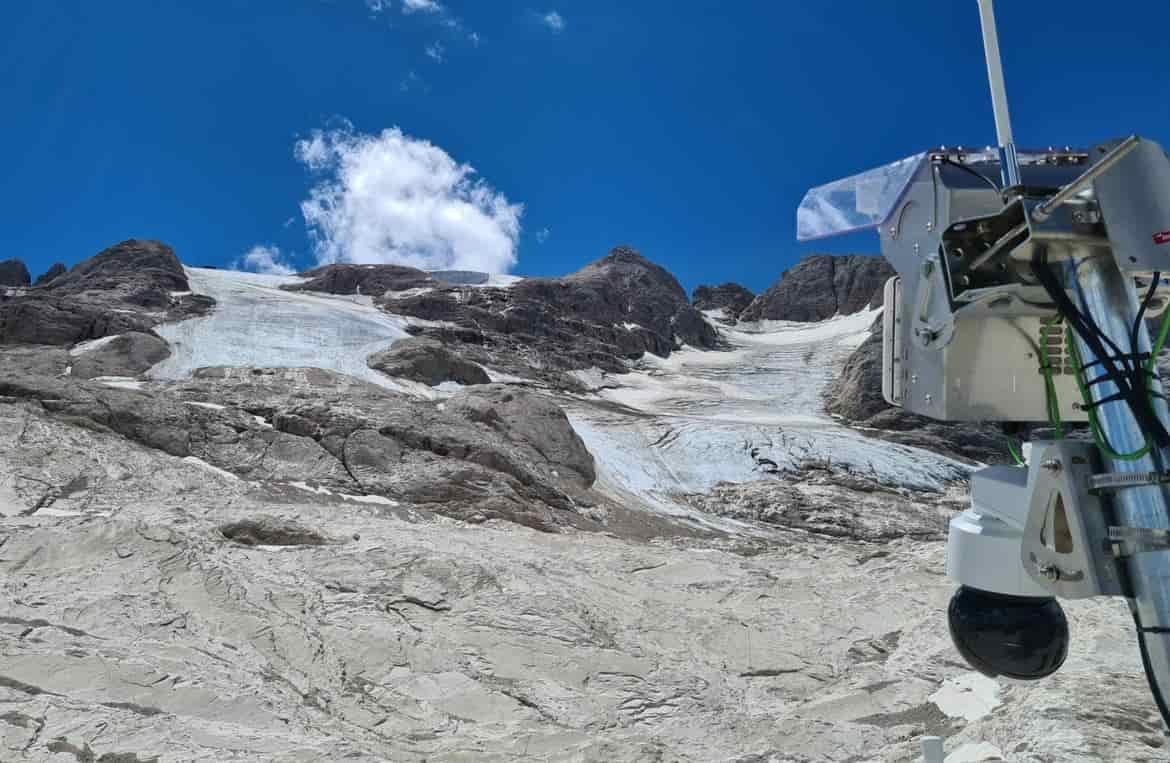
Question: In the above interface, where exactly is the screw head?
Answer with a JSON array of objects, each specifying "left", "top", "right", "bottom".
[
  {"left": 1041, "top": 458, "right": 1062, "bottom": 473},
  {"left": 1038, "top": 563, "right": 1061, "bottom": 582}
]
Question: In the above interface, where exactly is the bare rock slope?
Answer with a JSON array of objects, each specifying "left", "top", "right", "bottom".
[
  {"left": 0, "top": 394, "right": 1159, "bottom": 762},
  {"left": 740, "top": 254, "right": 893, "bottom": 323}
]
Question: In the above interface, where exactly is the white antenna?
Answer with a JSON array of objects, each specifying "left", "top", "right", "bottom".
[{"left": 976, "top": 0, "right": 1021, "bottom": 187}]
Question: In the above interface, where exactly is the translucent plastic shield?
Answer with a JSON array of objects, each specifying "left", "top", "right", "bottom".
[{"left": 796, "top": 152, "right": 928, "bottom": 241}]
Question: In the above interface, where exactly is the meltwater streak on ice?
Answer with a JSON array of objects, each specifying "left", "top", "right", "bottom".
[
  {"left": 570, "top": 308, "right": 970, "bottom": 502},
  {"left": 151, "top": 268, "right": 413, "bottom": 389}
]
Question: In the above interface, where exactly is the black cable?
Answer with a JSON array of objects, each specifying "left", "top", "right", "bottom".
[
  {"left": 1132, "top": 272, "right": 1161, "bottom": 363},
  {"left": 1134, "top": 608, "right": 1170, "bottom": 731},
  {"left": 1031, "top": 245, "right": 1170, "bottom": 448},
  {"left": 940, "top": 158, "right": 1001, "bottom": 192}
]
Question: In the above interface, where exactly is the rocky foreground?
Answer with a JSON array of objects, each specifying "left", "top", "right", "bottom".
[{"left": 0, "top": 242, "right": 1164, "bottom": 761}]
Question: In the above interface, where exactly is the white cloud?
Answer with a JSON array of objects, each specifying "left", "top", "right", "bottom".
[
  {"left": 541, "top": 11, "right": 565, "bottom": 32},
  {"left": 240, "top": 245, "right": 296, "bottom": 276},
  {"left": 402, "top": 0, "right": 441, "bottom": 13},
  {"left": 362, "top": 0, "right": 476, "bottom": 57},
  {"left": 294, "top": 124, "right": 523, "bottom": 274},
  {"left": 535, "top": 227, "right": 551, "bottom": 244}
]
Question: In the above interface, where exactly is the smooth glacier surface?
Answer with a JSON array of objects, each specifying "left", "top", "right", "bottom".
[
  {"left": 569, "top": 308, "right": 969, "bottom": 511},
  {"left": 152, "top": 268, "right": 413, "bottom": 389}
]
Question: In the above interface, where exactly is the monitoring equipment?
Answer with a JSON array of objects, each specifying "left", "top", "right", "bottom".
[{"left": 797, "top": 0, "right": 1170, "bottom": 727}]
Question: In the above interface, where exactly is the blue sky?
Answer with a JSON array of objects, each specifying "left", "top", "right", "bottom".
[{"left": 5, "top": 1, "right": 1170, "bottom": 294}]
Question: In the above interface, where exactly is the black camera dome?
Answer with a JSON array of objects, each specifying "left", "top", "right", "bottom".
[{"left": 948, "top": 585, "right": 1069, "bottom": 680}]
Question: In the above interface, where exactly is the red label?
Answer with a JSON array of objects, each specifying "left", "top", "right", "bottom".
[{"left": 1155, "top": 230, "right": 1170, "bottom": 245}]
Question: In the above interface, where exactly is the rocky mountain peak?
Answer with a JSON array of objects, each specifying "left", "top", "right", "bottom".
[
  {"left": 692, "top": 282, "right": 755, "bottom": 321},
  {"left": 0, "top": 239, "right": 212, "bottom": 346},
  {"left": 34, "top": 262, "right": 67, "bottom": 286},
  {"left": 565, "top": 245, "right": 689, "bottom": 302},
  {"left": 739, "top": 254, "right": 893, "bottom": 323},
  {"left": 0, "top": 258, "right": 31, "bottom": 287}
]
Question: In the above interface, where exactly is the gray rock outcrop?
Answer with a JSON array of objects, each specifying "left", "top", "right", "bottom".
[
  {"left": 740, "top": 255, "right": 893, "bottom": 323},
  {"left": 1, "top": 349, "right": 595, "bottom": 531},
  {"left": 0, "top": 240, "right": 214, "bottom": 346},
  {"left": 34, "top": 262, "right": 67, "bottom": 285},
  {"left": 365, "top": 246, "right": 719, "bottom": 385},
  {"left": 367, "top": 337, "right": 490, "bottom": 386},
  {"left": 0, "top": 258, "right": 31, "bottom": 287},
  {"left": 286, "top": 263, "right": 437, "bottom": 296},
  {"left": 691, "top": 282, "right": 755, "bottom": 321},
  {"left": 46, "top": 239, "right": 189, "bottom": 307},
  {"left": 70, "top": 332, "right": 173, "bottom": 379}
]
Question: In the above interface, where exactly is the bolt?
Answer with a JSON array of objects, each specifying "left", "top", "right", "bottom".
[
  {"left": 1038, "top": 564, "right": 1061, "bottom": 582},
  {"left": 1041, "top": 458, "right": 1062, "bottom": 473}
]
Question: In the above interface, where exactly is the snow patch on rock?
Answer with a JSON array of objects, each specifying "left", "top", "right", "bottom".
[{"left": 930, "top": 672, "right": 1002, "bottom": 722}]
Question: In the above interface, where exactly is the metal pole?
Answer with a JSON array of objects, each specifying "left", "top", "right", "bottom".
[
  {"left": 921, "top": 736, "right": 944, "bottom": 763},
  {"left": 1067, "top": 252, "right": 1170, "bottom": 717},
  {"left": 976, "top": 0, "right": 1021, "bottom": 187},
  {"left": 1031, "top": 136, "right": 1142, "bottom": 223}
]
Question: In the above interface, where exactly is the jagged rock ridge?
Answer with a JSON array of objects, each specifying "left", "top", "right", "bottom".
[
  {"left": 740, "top": 254, "right": 893, "bottom": 323},
  {"left": 291, "top": 246, "right": 718, "bottom": 386},
  {"left": 0, "top": 240, "right": 213, "bottom": 346}
]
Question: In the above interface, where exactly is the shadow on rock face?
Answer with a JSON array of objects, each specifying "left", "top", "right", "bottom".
[
  {"left": 219, "top": 516, "right": 332, "bottom": 547},
  {"left": 367, "top": 337, "right": 490, "bottom": 386}
]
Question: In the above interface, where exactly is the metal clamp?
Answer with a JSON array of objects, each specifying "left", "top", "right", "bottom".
[
  {"left": 1088, "top": 471, "right": 1170, "bottom": 493},
  {"left": 1108, "top": 527, "right": 1170, "bottom": 557}
]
